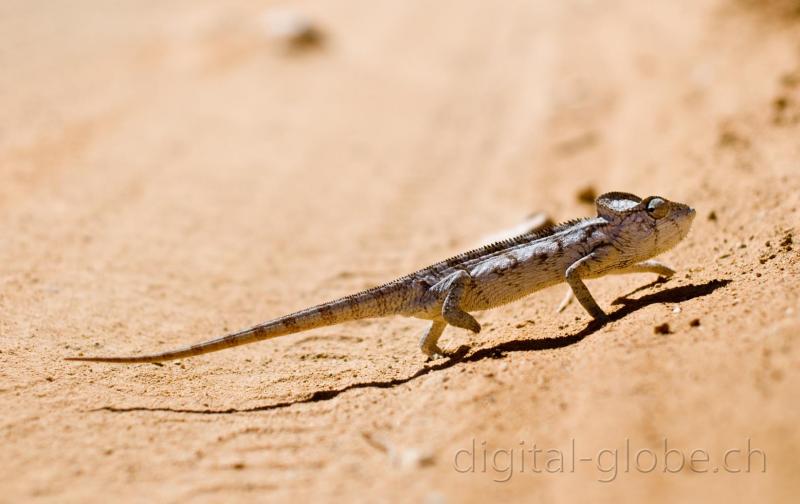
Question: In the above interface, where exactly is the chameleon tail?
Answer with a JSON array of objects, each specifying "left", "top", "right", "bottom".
[{"left": 65, "top": 287, "right": 399, "bottom": 363}]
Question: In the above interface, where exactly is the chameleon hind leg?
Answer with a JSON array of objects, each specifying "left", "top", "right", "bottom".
[
  {"left": 418, "top": 270, "right": 481, "bottom": 359},
  {"left": 440, "top": 270, "right": 481, "bottom": 333},
  {"left": 419, "top": 321, "right": 447, "bottom": 358}
]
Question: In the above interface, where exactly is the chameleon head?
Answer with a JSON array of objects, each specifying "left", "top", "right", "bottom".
[{"left": 596, "top": 192, "right": 696, "bottom": 260}]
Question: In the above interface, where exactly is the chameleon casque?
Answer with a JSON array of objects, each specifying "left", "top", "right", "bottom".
[{"left": 67, "top": 192, "right": 695, "bottom": 363}]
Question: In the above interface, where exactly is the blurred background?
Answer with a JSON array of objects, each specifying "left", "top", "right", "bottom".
[{"left": 2, "top": 0, "right": 799, "bottom": 226}]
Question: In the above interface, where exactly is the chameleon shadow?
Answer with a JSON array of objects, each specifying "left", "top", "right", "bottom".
[
  {"left": 93, "top": 278, "right": 730, "bottom": 415},
  {"left": 460, "top": 278, "right": 731, "bottom": 361}
]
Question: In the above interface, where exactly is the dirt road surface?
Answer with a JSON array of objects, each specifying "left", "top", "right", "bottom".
[{"left": 1, "top": 0, "right": 799, "bottom": 502}]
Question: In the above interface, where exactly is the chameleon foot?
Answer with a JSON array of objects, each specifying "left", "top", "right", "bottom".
[
  {"left": 419, "top": 321, "right": 447, "bottom": 358},
  {"left": 423, "top": 347, "right": 448, "bottom": 361},
  {"left": 556, "top": 288, "right": 574, "bottom": 313}
]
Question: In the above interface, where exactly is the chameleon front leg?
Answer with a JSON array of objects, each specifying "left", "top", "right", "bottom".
[
  {"left": 557, "top": 259, "right": 675, "bottom": 313},
  {"left": 617, "top": 259, "right": 675, "bottom": 278},
  {"left": 564, "top": 252, "right": 609, "bottom": 321},
  {"left": 556, "top": 288, "right": 576, "bottom": 313}
]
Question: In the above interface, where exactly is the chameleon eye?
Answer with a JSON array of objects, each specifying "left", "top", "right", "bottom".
[{"left": 646, "top": 198, "right": 669, "bottom": 219}]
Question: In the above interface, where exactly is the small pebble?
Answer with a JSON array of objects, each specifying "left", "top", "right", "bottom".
[
  {"left": 689, "top": 318, "right": 701, "bottom": 327},
  {"left": 391, "top": 447, "right": 435, "bottom": 469},
  {"left": 654, "top": 323, "right": 672, "bottom": 335},
  {"left": 261, "top": 8, "right": 323, "bottom": 49},
  {"left": 780, "top": 232, "right": 793, "bottom": 250}
]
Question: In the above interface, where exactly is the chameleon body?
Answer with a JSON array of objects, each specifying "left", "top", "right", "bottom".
[{"left": 66, "top": 192, "right": 695, "bottom": 363}]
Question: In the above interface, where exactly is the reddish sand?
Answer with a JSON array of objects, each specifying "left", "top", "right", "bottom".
[{"left": 1, "top": 0, "right": 799, "bottom": 501}]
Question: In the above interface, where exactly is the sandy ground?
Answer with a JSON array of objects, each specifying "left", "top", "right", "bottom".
[{"left": 2, "top": 0, "right": 800, "bottom": 502}]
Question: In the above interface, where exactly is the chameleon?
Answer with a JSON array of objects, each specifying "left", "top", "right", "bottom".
[{"left": 66, "top": 191, "right": 695, "bottom": 363}]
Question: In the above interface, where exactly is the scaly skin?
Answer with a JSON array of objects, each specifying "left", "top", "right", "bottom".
[{"left": 66, "top": 191, "right": 695, "bottom": 363}]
